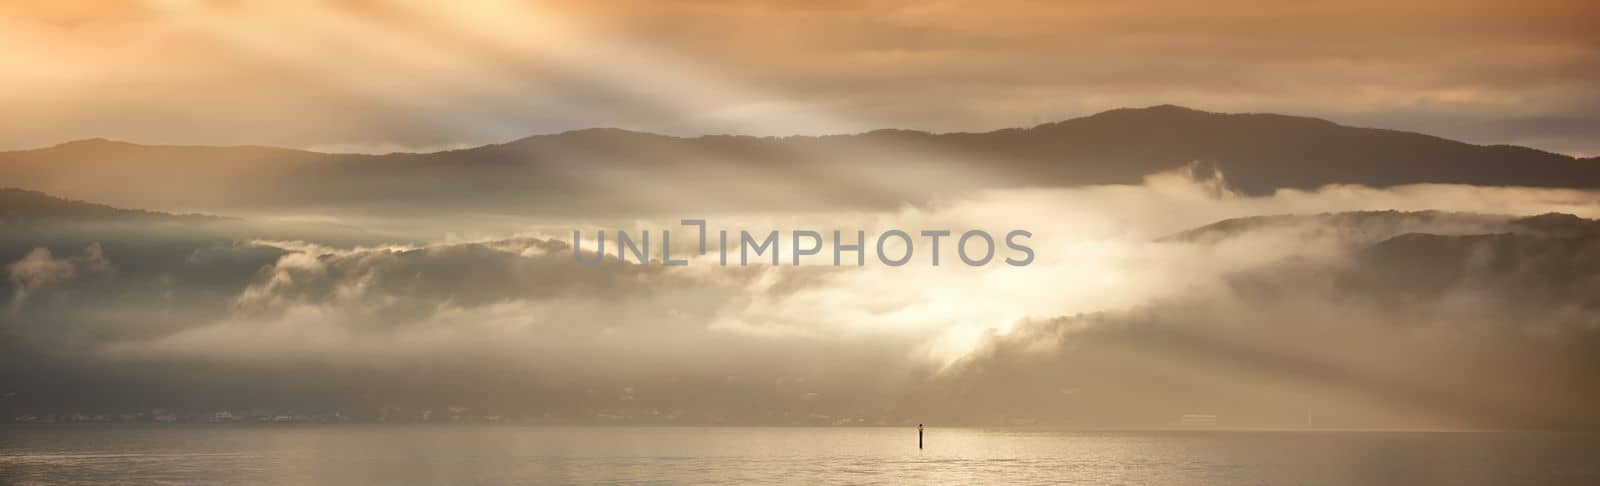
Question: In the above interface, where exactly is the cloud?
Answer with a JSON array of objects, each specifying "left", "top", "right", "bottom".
[
  {"left": 7, "top": 248, "right": 73, "bottom": 309},
  {"left": 929, "top": 229, "right": 1600, "bottom": 428},
  {"left": 5, "top": 243, "right": 112, "bottom": 310},
  {"left": 81, "top": 168, "right": 1600, "bottom": 363}
]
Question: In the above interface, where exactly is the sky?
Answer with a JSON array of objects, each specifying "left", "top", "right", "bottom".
[{"left": 2, "top": 0, "right": 1597, "bottom": 155}]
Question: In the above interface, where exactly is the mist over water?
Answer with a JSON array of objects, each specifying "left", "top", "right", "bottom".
[{"left": 6, "top": 167, "right": 1600, "bottom": 429}]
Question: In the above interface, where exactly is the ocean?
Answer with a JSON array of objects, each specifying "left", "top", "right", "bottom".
[{"left": 2, "top": 426, "right": 1596, "bottom": 484}]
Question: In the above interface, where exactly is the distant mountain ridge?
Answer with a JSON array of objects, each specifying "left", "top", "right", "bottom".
[
  {"left": 2, "top": 105, "right": 1597, "bottom": 216},
  {"left": 0, "top": 188, "right": 386, "bottom": 249},
  {"left": 1160, "top": 210, "right": 1600, "bottom": 244},
  {"left": 0, "top": 187, "right": 221, "bottom": 223}
]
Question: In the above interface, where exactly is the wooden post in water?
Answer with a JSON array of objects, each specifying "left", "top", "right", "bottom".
[{"left": 918, "top": 423, "right": 924, "bottom": 450}]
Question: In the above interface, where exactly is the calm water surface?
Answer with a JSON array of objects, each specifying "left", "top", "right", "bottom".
[{"left": 2, "top": 426, "right": 1597, "bottom": 484}]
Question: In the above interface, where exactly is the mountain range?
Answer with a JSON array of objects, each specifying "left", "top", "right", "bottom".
[{"left": 2, "top": 105, "right": 1596, "bottom": 216}]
